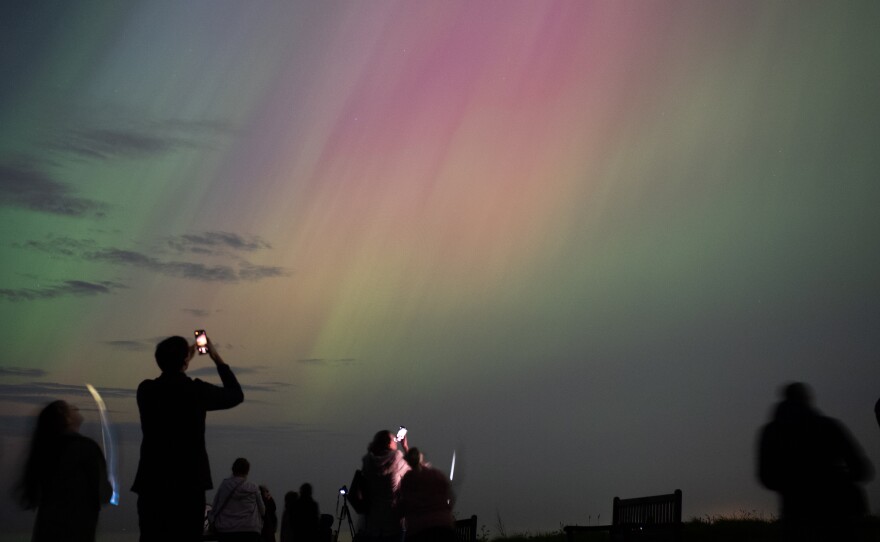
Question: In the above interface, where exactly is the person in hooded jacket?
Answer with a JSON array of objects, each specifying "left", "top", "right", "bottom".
[
  {"left": 361, "top": 430, "right": 411, "bottom": 542},
  {"left": 211, "top": 457, "right": 266, "bottom": 542}
]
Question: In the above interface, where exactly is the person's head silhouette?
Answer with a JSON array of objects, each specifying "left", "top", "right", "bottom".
[
  {"left": 232, "top": 457, "right": 250, "bottom": 477},
  {"left": 783, "top": 382, "right": 813, "bottom": 406},
  {"left": 155, "top": 336, "right": 192, "bottom": 373}
]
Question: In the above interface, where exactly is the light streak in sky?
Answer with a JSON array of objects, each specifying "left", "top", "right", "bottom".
[
  {"left": 86, "top": 384, "right": 119, "bottom": 506},
  {"left": 450, "top": 450, "right": 456, "bottom": 481}
]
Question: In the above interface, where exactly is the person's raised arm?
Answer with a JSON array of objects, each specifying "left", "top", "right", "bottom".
[{"left": 197, "top": 336, "right": 244, "bottom": 410}]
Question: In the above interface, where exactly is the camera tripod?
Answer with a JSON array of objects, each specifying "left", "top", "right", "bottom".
[{"left": 334, "top": 489, "right": 356, "bottom": 542}]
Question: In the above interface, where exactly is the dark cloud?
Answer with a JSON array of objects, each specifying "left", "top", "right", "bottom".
[
  {"left": 0, "top": 162, "right": 107, "bottom": 217},
  {"left": 46, "top": 118, "right": 236, "bottom": 162},
  {"left": 239, "top": 262, "right": 287, "bottom": 281},
  {"left": 0, "top": 280, "right": 126, "bottom": 302},
  {"left": 168, "top": 232, "right": 271, "bottom": 254},
  {"left": 187, "top": 365, "right": 259, "bottom": 378},
  {"left": 53, "top": 128, "right": 183, "bottom": 160},
  {"left": 257, "top": 381, "right": 294, "bottom": 389},
  {"left": 182, "top": 308, "right": 211, "bottom": 317},
  {"left": 0, "top": 382, "right": 135, "bottom": 407},
  {"left": 240, "top": 383, "right": 286, "bottom": 393},
  {"left": 88, "top": 247, "right": 286, "bottom": 282},
  {"left": 0, "top": 367, "right": 47, "bottom": 377},
  {"left": 13, "top": 236, "right": 98, "bottom": 256},
  {"left": 12, "top": 233, "right": 287, "bottom": 285}
]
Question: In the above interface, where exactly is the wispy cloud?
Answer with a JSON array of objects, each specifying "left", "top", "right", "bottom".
[
  {"left": 0, "top": 367, "right": 47, "bottom": 378},
  {"left": 0, "top": 162, "right": 107, "bottom": 217},
  {"left": 188, "top": 365, "right": 262, "bottom": 377},
  {"left": 241, "top": 383, "right": 288, "bottom": 393},
  {"left": 53, "top": 128, "right": 181, "bottom": 160},
  {"left": 11, "top": 233, "right": 288, "bottom": 287},
  {"left": 183, "top": 308, "right": 210, "bottom": 318},
  {"left": 0, "top": 280, "right": 126, "bottom": 302},
  {"left": 48, "top": 119, "right": 235, "bottom": 162},
  {"left": 13, "top": 235, "right": 98, "bottom": 256},
  {"left": 168, "top": 232, "right": 271, "bottom": 255},
  {"left": 0, "top": 381, "right": 135, "bottom": 407},
  {"left": 87, "top": 248, "right": 286, "bottom": 282}
]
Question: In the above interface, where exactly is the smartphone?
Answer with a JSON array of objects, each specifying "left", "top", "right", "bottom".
[
  {"left": 194, "top": 330, "right": 208, "bottom": 355},
  {"left": 395, "top": 426, "right": 407, "bottom": 442}
]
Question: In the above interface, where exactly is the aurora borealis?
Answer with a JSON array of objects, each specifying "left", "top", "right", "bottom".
[{"left": 2, "top": 1, "right": 880, "bottom": 536}]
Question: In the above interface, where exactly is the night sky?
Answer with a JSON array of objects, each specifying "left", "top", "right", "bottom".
[{"left": 2, "top": 1, "right": 880, "bottom": 537}]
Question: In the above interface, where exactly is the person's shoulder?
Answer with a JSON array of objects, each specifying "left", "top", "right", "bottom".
[
  {"left": 137, "top": 378, "right": 156, "bottom": 391},
  {"left": 242, "top": 480, "right": 261, "bottom": 493}
]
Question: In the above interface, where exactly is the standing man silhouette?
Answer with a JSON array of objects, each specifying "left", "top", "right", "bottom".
[
  {"left": 758, "top": 382, "right": 872, "bottom": 542},
  {"left": 132, "top": 334, "right": 244, "bottom": 541}
]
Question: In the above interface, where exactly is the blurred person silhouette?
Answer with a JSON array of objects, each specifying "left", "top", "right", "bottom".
[
  {"left": 318, "top": 513, "right": 334, "bottom": 542},
  {"left": 210, "top": 457, "right": 266, "bottom": 542},
  {"left": 398, "top": 448, "right": 455, "bottom": 542},
  {"left": 874, "top": 396, "right": 880, "bottom": 432},
  {"left": 361, "top": 430, "right": 411, "bottom": 542},
  {"left": 291, "top": 482, "right": 320, "bottom": 542},
  {"left": 261, "top": 485, "right": 278, "bottom": 542},
  {"left": 758, "top": 382, "right": 873, "bottom": 542},
  {"left": 16, "top": 400, "right": 112, "bottom": 542},
  {"left": 279, "top": 491, "right": 298, "bottom": 542},
  {"left": 132, "top": 334, "right": 244, "bottom": 542}
]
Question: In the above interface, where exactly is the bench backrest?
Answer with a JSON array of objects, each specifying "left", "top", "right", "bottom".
[
  {"left": 454, "top": 515, "right": 477, "bottom": 542},
  {"left": 612, "top": 490, "right": 682, "bottom": 526}
]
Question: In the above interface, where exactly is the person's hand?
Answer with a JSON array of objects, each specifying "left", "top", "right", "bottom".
[{"left": 400, "top": 434, "right": 409, "bottom": 453}]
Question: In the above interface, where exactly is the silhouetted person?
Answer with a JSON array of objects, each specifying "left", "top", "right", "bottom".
[
  {"left": 318, "top": 513, "right": 334, "bottom": 542},
  {"left": 292, "top": 483, "right": 320, "bottom": 542},
  {"left": 211, "top": 457, "right": 265, "bottom": 541},
  {"left": 398, "top": 448, "right": 455, "bottom": 542},
  {"left": 758, "top": 382, "right": 872, "bottom": 542},
  {"left": 16, "top": 400, "right": 112, "bottom": 542},
  {"left": 132, "top": 335, "right": 244, "bottom": 542},
  {"left": 261, "top": 485, "right": 278, "bottom": 542},
  {"left": 279, "top": 491, "right": 298, "bottom": 542},
  {"left": 874, "top": 397, "right": 880, "bottom": 432},
  {"left": 362, "top": 430, "right": 411, "bottom": 542}
]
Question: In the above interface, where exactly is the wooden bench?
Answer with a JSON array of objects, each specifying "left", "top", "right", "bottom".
[
  {"left": 564, "top": 490, "right": 682, "bottom": 542},
  {"left": 454, "top": 515, "right": 478, "bottom": 542}
]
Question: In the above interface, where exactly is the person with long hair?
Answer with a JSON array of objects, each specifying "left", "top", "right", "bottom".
[
  {"left": 361, "top": 430, "right": 411, "bottom": 542},
  {"left": 17, "top": 400, "right": 112, "bottom": 542}
]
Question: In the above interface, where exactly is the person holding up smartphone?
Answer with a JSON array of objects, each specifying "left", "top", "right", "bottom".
[
  {"left": 132, "top": 332, "right": 245, "bottom": 542},
  {"left": 361, "top": 428, "right": 412, "bottom": 542}
]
